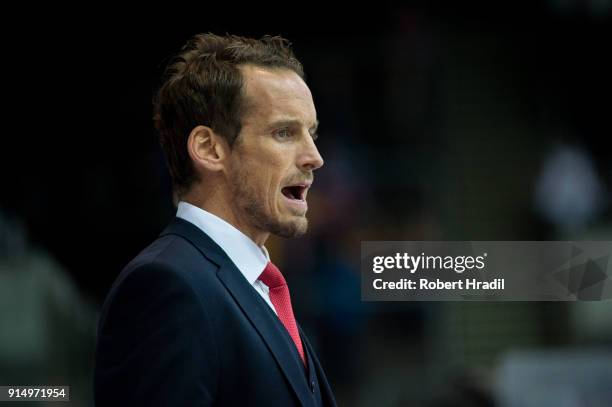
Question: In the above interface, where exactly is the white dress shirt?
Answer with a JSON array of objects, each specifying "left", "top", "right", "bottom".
[{"left": 176, "top": 201, "right": 277, "bottom": 314}]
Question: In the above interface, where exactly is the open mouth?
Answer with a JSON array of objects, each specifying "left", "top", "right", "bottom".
[{"left": 281, "top": 185, "right": 308, "bottom": 201}]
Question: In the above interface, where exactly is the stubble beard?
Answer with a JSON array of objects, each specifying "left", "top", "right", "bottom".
[{"left": 229, "top": 176, "right": 308, "bottom": 239}]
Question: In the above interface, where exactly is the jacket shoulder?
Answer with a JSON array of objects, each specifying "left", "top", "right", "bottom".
[{"left": 95, "top": 233, "right": 220, "bottom": 406}]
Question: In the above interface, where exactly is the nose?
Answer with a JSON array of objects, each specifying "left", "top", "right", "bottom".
[{"left": 297, "top": 135, "right": 324, "bottom": 171}]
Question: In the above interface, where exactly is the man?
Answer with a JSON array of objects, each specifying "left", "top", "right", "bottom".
[{"left": 94, "top": 33, "right": 336, "bottom": 406}]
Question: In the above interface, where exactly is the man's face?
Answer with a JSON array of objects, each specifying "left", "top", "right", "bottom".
[{"left": 226, "top": 65, "right": 323, "bottom": 239}]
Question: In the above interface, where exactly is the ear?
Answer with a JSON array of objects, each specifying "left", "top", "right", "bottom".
[{"left": 187, "top": 125, "right": 229, "bottom": 173}]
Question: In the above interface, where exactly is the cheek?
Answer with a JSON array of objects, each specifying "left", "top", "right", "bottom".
[
  {"left": 262, "top": 169, "right": 285, "bottom": 210},
  {"left": 237, "top": 146, "right": 290, "bottom": 209},
  {"left": 266, "top": 172, "right": 282, "bottom": 204},
  {"left": 246, "top": 166, "right": 277, "bottom": 204}
]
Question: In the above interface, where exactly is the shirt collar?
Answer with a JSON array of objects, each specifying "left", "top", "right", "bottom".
[{"left": 176, "top": 201, "right": 269, "bottom": 285}]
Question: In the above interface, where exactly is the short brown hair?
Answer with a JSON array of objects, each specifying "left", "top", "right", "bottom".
[{"left": 153, "top": 33, "right": 304, "bottom": 197}]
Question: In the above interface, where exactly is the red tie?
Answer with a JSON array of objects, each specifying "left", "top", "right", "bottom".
[{"left": 259, "top": 261, "right": 306, "bottom": 366}]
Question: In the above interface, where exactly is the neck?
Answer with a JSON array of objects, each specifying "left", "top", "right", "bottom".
[{"left": 182, "top": 185, "right": 270, "bottom": 247}]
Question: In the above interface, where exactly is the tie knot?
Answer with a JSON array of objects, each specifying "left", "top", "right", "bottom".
[{"left": 259, "top": 261, "right": 286, "bottom": 289}]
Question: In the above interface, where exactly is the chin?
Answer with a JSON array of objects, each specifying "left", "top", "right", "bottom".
[{"left": 269, "top": 216, "right": 309, "bottom": 238}]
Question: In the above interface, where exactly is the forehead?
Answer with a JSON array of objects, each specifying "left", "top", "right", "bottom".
[{"left": 239, "top": 65, "right": 316, "bottom": 127}]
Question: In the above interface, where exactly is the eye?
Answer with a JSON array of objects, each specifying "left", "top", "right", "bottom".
[{"left": 274, "top": 128, "right": 292, "bottom": 140}]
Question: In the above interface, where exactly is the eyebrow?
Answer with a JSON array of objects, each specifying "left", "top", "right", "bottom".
[{"left": 269, "top": 119, "right": 319, "bottom": 134}]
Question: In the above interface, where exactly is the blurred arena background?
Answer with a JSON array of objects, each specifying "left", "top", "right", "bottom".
[{"left": 2, "top": 2, "right": 612, "bottom": 405}]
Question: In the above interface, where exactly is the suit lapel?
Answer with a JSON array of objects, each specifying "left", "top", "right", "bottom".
[
  {"left": 299, "top": 326, "right": 337, "bottom": 407},
  {"left": 161, "top": 218, "right": 312, "bottom": 407},
  {"left": 217, "top": 264, "right": 312, "bottom": 406}
]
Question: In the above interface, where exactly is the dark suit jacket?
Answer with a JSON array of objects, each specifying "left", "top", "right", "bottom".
[{"left": 94, "top": 217, "right": 337, "bottom": 406}]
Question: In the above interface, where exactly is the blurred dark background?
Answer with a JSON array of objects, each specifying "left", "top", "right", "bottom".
[{"left": 2, "top": 1, "right": 612, "bottom": 406}]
